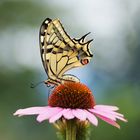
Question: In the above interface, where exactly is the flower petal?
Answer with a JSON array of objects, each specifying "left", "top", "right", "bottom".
[
  {"left": 89, "top": 109, "right": 116, "bottom": 121},
  {"left": 94, "top": 105, "right": 119, "bottom": 111},
  {"left": 72, "top": 109, "right": 86, "bottom": 121},
  {"left": 95, "top": 114, "right": 120, "bottom": 129},
  {"left": 94, "top": 105, "right": 124, "bottom": 118},
  {"left": 49, "top": 109, "right": 64, "bottom": 123},
  {"left": 37, "top": 107, "right": 62, "bottom": 122},
  {"left": 62, "top": 109, "right": 74, "bottom": 119},
  {"left": 94, "top": 105, "right": 124, "bottom": 117},
  {"left": 13, "top": 106, "right": 49, "bottom": 116},
  {"left": 114, "top": 115, "right": 128, "bottom": 122},
  {"left": 92, "top": 108, "right": 127, "bottom": 122},
  {"left": 84, "top": 110, "right": 98, "bottom": 126},
  {"left": 103, "top": 110, "right": 124, "bottom": 117}
]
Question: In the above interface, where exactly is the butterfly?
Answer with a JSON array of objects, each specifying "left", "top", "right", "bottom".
[{"left": 39, "top": 18, "right": 93, "bottom": 86}]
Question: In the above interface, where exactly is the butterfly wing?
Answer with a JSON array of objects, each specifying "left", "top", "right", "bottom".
[{"left": 39, "top": 18, "right": 93, "bottom": 84}]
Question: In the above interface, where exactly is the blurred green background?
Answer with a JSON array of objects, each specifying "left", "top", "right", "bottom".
[{"left": 0, "top": 0, "right": 140, "bottom": 140}]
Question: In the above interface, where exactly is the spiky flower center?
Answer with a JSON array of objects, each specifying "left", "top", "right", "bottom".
[{"left": 48, "top": 82, "right": 95, "bottom": 109}]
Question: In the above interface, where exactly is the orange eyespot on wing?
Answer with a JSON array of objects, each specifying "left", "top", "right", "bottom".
[{"left": 81, "top": 59, "right": 89, "bottom": 65}]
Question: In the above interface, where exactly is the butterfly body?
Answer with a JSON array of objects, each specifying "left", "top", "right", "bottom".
[
  {"left": 39, "top": 18, "right": 93, "bottom": 86},
  {"left": 44, "top": 74, "right": 80, "bottom": 87}
]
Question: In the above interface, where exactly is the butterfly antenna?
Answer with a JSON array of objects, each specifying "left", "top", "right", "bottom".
[{"left": 30, "top": 81, "right": 44, "bottom": 88}]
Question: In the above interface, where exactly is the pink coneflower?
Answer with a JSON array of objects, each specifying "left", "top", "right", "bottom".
[
  {"left": 14, "top": 82, "right": 127, "bottom": 127},
  {"left": 14, "top": 82, "right": 127, "bottom": 139}
]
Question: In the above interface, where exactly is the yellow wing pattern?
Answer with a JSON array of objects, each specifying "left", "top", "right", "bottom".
[{"left": 39, "top": 18, "right": 93, "bottom": 85}]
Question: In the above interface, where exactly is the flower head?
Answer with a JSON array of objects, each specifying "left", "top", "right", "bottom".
[
  {"left": 48, "top": 82, "right": 95, "bottom": 109},
  {"left": 14, "top": 82, "right": 127, "bottom": 129}
]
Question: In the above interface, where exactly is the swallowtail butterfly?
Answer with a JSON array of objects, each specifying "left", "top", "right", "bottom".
[{"left": 39, "top": 18, "right": 93, "bottom": 86}]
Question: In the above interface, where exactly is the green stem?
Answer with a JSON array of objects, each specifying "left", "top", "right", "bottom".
[{"left": 66, "top": 119, "right": 77, "bottom": 140}]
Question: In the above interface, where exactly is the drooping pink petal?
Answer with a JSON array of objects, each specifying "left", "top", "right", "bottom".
[
  {"left": 94, "top": 105, "right": 124, "bottom": 118},
  {"left": 13, "top": 106, "right": 49, "bottom": 117},
  {"left": 95, "top": 114, "right": 120, "bottom": 129},
  {"left": 72, "top": 109, "right": 87, "bottom": 121},
  {"left": 84, "top": 110, "right": 98, "bottom": 126},
  {"left": 113, "top": 115, "right": 127, "bottom": 122},
  {"left": 93, "top": 108, "right": 127, "bottom": 122},
  {"left": 94, "top": 105, "right": 119, "bottom": 111},
  {"left": 102, "top": 110, "right": 124, "bottom": 117},
  {"left": 94, "top": 107, "right": 122, "bottom": 117},
  {"left": 37, "top": 107, "right": 63, "bottom": 122},
  {"left": 49, "top": 109, "right": 65, "bottom": 123},
  {"left": 89, "top": 109, "right": 117, "bottom": 121},
  {"left": 62, "top": 109, "right": 74, "bottom": 119}
]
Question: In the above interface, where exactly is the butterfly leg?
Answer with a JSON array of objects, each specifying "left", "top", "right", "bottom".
[
  {"left": 47, "top": 85, "right": 55, "bottom": 100},
  {"left": 44, "top": 79, "right": 60, "bottom": 87}
]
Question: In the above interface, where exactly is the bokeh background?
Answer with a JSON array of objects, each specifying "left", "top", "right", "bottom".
[{"left": 0, "top": 0, "right": 140, "bottom": 140}]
